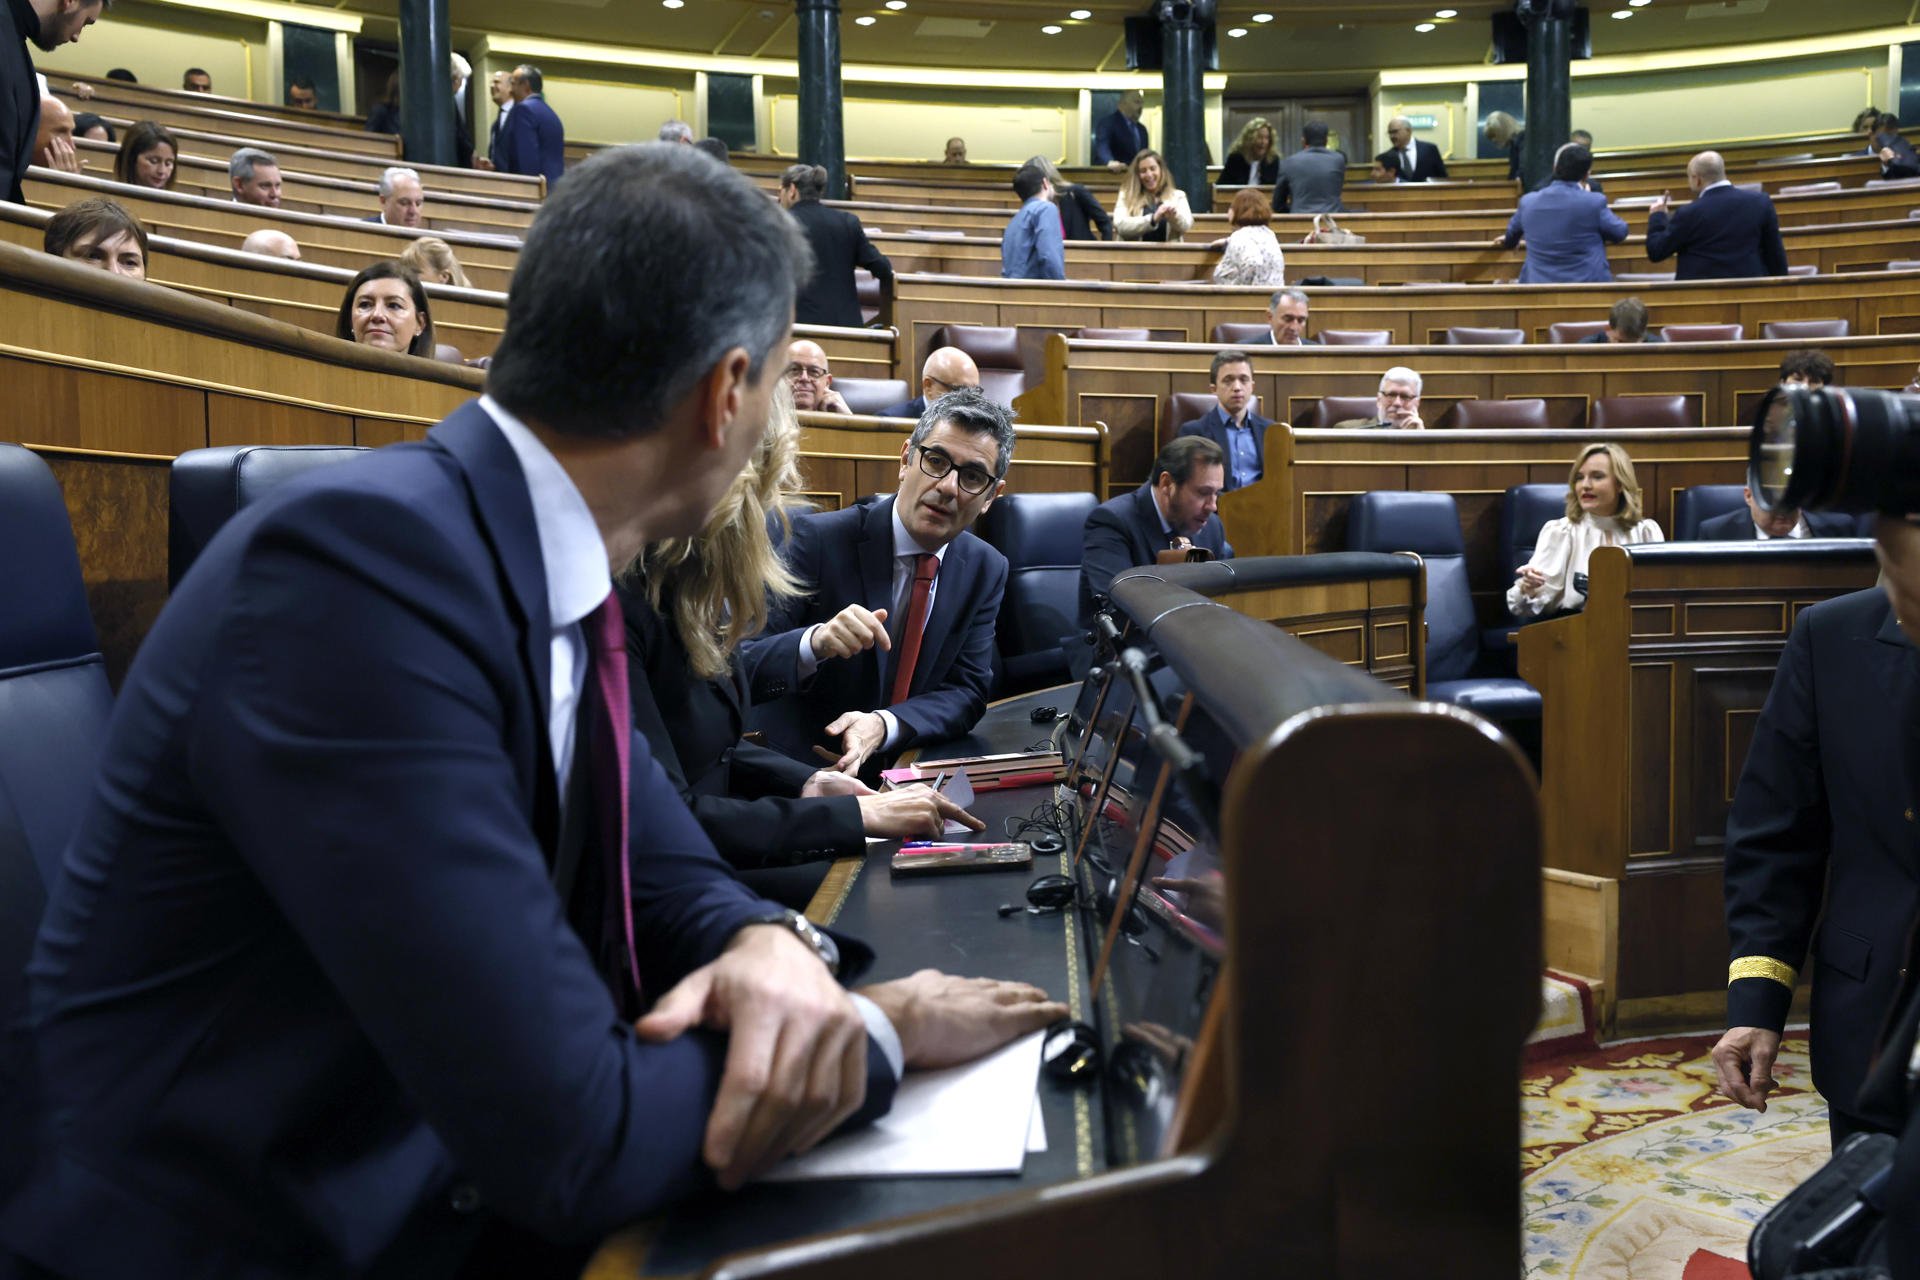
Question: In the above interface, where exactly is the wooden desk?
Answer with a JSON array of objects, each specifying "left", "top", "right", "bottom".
[{"left": 1518, "top": 542, "right": 1879, "bottom": 1026}]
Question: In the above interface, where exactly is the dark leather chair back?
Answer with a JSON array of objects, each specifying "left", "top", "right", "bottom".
[
  {"left": 1546, "top": 320, "right": 1610, "bottom": 344},
  {"left": 932, "top": 325, "right": 1025, "bottom": 407},
  {"left": 833, "top": 377, "right": 912, "bottom": 416},
  {"left": 1500, "top": 484, "right": 1568, "bottom": 577},
  {"left": 974, "top": 491, "right": 1099, "bottom": 691},
  {"left": 0, "top": 445, "right": 114, "bottom": 1040},
  {"left": 169, "top": 445, "right": 370, "bottom": 588},
  {"left": 1170, "top": 392, "right": 1264, "bottom": 432},
  {"left": 1296, "top": 395, "right": 1381, "bottom": 429},
  {"left": 1076, "top": 327, "right": 1151, "bottom": 341},
  {"left": 1434, "top": 399, "right": 1550, "bottom": 431},
  {"left": 1673, "top": 484, "right": 1748, "bottom": 540},
  {"left": 1209, "top": 322, "right": 1272, "bottom": 344},
  {"left": 1345, "top": 491, "right": 1477, "bottom": 682},
  {"left": 1761, "top": 318, "right": 1850, "bottom": 340},
  {"left": 1661, "top": 323, "right": 1744, "bottom": 342},
  {"left": 1319, "top": 329, "right": 1391, "bottom": 346},
  {"left": 1589, "top": 395, "right": 1698, "bottom": 432},
  {"left": 1445, "top": 327, "right": 1525, "bottom": 345}
]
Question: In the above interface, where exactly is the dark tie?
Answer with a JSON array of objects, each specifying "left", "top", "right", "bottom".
[
  {"left": 1404, "top": 146, "right": 1416, "bottom": 175},
  {"left": 889, "top": 554, "right": 938, "bottom": 705},
  {"left": 584, "top": 594, "right": 641, "bottom": 1003}
]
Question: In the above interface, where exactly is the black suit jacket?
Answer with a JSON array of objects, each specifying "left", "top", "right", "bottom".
[
  {"left": 1376, "top": 140, "right": 1447, "bottom": 183},
  {"left": 1246, "top": 331, "right": 1322, "bottom": 347},
  {"left": 1078, "top": 482, "right": 1233, "bottom": 628},
  {"left": 1, "top": 0, "right": 41, "bottom": 205},
  {"left": 788, "top": 198, "right": 893, "bottom": 329},
  {"left": 1176, "top": 404, "right": 1271, "bottom": 491},
  {"left": 740, "top": 496, "right": 1004, "bottom": 762},
  {"left": 1220, "top": 152, "right": 1279, "bottom": 186},
  {"left": 1057, "top": 182, "right": 1112, "bottom": 241},
  {"left": 877, "top": 394, "right": 927, "bottom": 421},
  {"left": 1696, "top": 508, "right": 1857, "bottom": 541},
  {"left": 1723, "top": 588, "right": 1920, "bottom": 1130},
  {"left": 619, "top": 584, "right": 864, "bottom": 868},
  {"left": 1646, "top": 183, "right": 1790, "bottom": 280}
]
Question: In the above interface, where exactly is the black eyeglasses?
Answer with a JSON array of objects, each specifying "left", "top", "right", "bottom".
[{"left": 912, "top": 444, "right": 998, "bottom": 496}]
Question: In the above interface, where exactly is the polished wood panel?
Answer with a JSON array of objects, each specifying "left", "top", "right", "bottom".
[
  {"left": 36, "top": 447, "right": 170, "bottom": 689},
  {"left": 52, "top": 85, "right": 400, "bottom": 159}
]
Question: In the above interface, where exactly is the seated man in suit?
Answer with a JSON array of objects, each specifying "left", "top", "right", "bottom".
[
  {"left": 365, "top": 165, "right": 425, "bottom": 228},
  {"left": 1078, "top": 435, "right": 1233, "bottom": 628},
  {"left": 1334, "top": 366, "right": 1426, "bottom": 430},
  {"left": 879, "top": 346, "right": 980, "bottom": 420},
  {"left": 1696, "top": 485, "right": 1856, "bottom": 541},
  {"left": 1367, "top": 155, "right": 1401, "bottom": 184},
  {"left": 1176, "top": 348, "right": 1269, "bottom": 491},
  {"left": 1872, "top": 114, "right": 1920, "bottom": 180},
  {"left": 228, "top": 147, "right": 282, "bottom": 208},
  {"left": 1577, "top": 296, "right": 1667, "bottom": 344},
  {"left": 0, "top": 144, "right": 1063, "bottom": 1276},
  {"left": 1272, "top": 120, "right": 1346, "bottom": 215},
  {"left": 1646, "top": 150, "right": 1789, "bottom": 280},
  {"left": 742, "top": 388, "right": 1014, "bottom": 776},
  {"left": 785, "top": 339, "right": 853, "bottom": 415},
  {"left": 1376, "top": 116, "right": 1447, "bottom": 183},
  {"left": 1252, "top": 286, "right": 1319, "bottom": 347}
]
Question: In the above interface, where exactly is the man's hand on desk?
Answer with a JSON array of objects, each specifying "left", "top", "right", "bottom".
[
  {"left": 812, "top": 604, "right": 891, "bottom": 662},
  {"left": 860, "top": 970, "right": 1067, "bottom": 1070},
  {"left": 824, "top": 710, "right": 888, "bottom": 774},
  {"left": 634, "top": 924, "right": 869, "bottom": 1189},
  {"left": 855, "top": 783, "right": 984, "bottom": 839}
]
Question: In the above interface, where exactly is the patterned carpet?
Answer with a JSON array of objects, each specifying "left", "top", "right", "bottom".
[{"left": 1522, "top": 1032, "right": 1830, "bottom": 1278}]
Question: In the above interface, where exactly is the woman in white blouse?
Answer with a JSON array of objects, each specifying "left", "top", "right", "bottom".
[
  {"left": 1111, "top": 148, "right": 1193, "bottom": 243},
  {"left": 1507, "top": 442, "right": 1664, "bottom": 617},
  {"left": 1210, "top": 187, "right": 1286, "bottom": 287}
]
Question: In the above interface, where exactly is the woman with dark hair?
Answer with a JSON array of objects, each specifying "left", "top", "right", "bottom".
[
  {"left": 1210, "top": 187, "right": 1285, "bottom": 286},
  {"left": 72, "top": 113, "right": 113, "bottom": 143},
  {"left": 365, "top": 72, "right": 402, "bottom": 137},
  {"left": 44, "top": 197, "right": 149, "bottom": 280},
  {"left": 113, "top": 121, "right": 177, "bottom": 189},
  {"left": 335, "top": 262, "right": 436, "bottom": 357}
]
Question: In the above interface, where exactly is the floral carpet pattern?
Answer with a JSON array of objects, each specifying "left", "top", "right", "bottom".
[{"left": 1522, "top": 1033, "right": 1831, "bottom": 1278}]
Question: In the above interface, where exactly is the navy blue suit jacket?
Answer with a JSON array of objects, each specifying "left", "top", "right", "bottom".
[
  {"left": 1645, "top": 183, "right": 1789, "bottom": 280},
  {"left": 1723, "top": 588, "right": 1920, "bottom": 1130},
  {"left": 1078, "top": 482, "right": 1232, "bottom": 628},
  {"left": 741, "top": 496, "right": 1004, "bottom": 762},
  {"left": 877, "top": 394, "right": 926, "bottom": 421},
  {"left": 1092, "top": 111, "right": 1148, "bottom": 167},
  {"left": 0, "top": 403, "right": 894, "bottom": 1276},
  {"left": 1695, "top": 508, "right": 1857, "bottom": 541},
  {"left": 1501, "top": 181, "right": 1629, "bottom": 284},
  {"left": 1176, "top": 405, "right": 1271, "bottom": 491},
  {"left": 498, "top": 93, "right": 565, "bottom": 187}
]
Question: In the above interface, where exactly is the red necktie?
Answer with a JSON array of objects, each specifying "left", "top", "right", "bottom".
[
  {"left": 585, "top": 594, "right": 640, "bottom": 1003},
  {"left": 889, "top": 554, "right": 938, "bottom": 705}
]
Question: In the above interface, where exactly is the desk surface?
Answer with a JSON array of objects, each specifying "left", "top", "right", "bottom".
[{"left": 640, "top": 687, "right": 1097, "bottom": 1276}]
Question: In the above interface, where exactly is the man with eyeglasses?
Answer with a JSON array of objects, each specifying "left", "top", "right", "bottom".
[
  {"left": 743, "top": 388, "right": 1014, "bottom": 777},
  {"left": 785, "top": 338, "right": 852, "bottom": 414},
  {"left": 878, "top": 346, "right": 980, "bottom": 420},
  {"left": 1333, "top": 365, "right": 1426, "bottom": 430}
]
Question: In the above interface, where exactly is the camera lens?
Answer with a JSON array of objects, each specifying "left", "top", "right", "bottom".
[{"left": 1750, "top": 385, "right": 1920, "bottom": 515}]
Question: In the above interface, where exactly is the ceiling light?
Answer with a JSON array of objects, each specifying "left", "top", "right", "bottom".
[
  {"left": 1042, "top": 24, "right": 1063, "bottom": 33},
  {"left": 1415, "top": 21, "right": 1436, "bottom": 31},
  {"left": 1435, "top": 7, "right": 1457, "bottom": 15},
  {"left": 1069, "top": 8, "right": 1092, "bottom": 17},
  {"left": 855, "top": 13, "right": 876, "bottom": 23},
  {"left": 1629, "top": 0, "right": 1652, "bottom": 5},
  {"left": 661, "top": 0, "right": 683, "bottom": 7},
  {"left": 1611, "top": 7, "right": 1632, "bottom": 15},
  {"left": 1252, "top": 11, "right": 1273, "bottom": 20},
  {"left": 886, "top": 0, "right": 907, "bottom": 7},
  {"left": 1227, "top": 27, "right": 1246, "bottom": 37}
]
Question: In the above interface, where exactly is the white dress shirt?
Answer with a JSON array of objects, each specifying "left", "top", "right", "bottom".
[
  {"left": 1754, "top": 514, "right": 1810, "bottom": 540},
  {"left": 1507, "top": 514, "right": 1665, "bottom": 617}
]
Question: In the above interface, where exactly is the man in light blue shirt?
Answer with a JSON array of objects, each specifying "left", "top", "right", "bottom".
[{"left": 1000, "top": 160, "right": 1065, "bottom": 281}]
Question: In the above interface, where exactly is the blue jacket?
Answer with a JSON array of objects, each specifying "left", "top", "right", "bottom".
[
  {"left": 1502, "top": 180, "right": 1629, "bottom": 284},
  {"left": 741, "top": 496, "right": 1004, "bottom": 763},
  {"left": 1078, "top": 482, "right": 1233, "bottom": 628},
  {"left": 0, "top": 403, "right": 895, "bottom": 1276},
  {"left": 498, "top": 93, "right": 565, "bottom": 188},
  {"left": 1176, "top": 404, "right": 1272, "bottom": 492},
  {"left": 1092, "top": 110, "right": 1149, "bottom": 167},
  {"left": 1646, "top": 183, "right": 1789, "bottom": 280},
  {"left": 1001, "top": 197, "right": 1065, "bottom": 280}
]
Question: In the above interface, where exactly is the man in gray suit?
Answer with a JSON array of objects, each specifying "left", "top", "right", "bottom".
[{"left": 1272, "top": 121, "right": 1346, "bottom": 215}]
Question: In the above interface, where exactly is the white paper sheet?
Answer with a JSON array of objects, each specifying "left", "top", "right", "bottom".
[
  {"left": 762, "top": 1030, "right": 1044, "bottom": 1181},
  {"left": 1026, "top": 1095, "right": 1047, "bottom": 1153}
]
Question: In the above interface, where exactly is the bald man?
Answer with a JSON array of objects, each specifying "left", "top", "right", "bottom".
[
  {"left": 879, "top": 347, "right": 980, "bottom": 420},
  {"left": 1646, "top": 150, "right": 1788, "bottom": 280},
  {"left": 33, "top": 96, "right": 79, "bottom": 173},
  {"left": 784, "top": 338, "right": 852, "bottom": 415},
  {"left": 240, "top": 228, "right": 301, "bottom": 260}
]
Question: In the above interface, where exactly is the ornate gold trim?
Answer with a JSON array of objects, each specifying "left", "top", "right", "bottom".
[{"left": 1729, "top": 955, "right": 1798, "bottom": 988}]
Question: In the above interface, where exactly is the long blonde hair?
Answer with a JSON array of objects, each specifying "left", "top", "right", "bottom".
[
  {"left": 398, "top": 236, "right": 471, "bottom": 288},
  {"left": 1232, "top": 117, "right": 1276, "bottom": 161},
  {"left": 1564, "top": 442, "right": 1645, "bottom": 524},
  {"left": 1117, "top": 148, "right": 1177, "bottom": 214},
  {"left": 1484, "top": 110, "right": 1520, "bottom": 147},
  {"left": 639, "top": 381, "right": 805, "bottom": 679}
]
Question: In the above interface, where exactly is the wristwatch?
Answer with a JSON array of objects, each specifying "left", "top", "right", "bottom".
[{"left": 743, "top": 908, "right": 841, "bottom": 978}]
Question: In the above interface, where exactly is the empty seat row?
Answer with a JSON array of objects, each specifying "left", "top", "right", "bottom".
[
  {"left": 1209, "top": 319, "right": 1851, "bottom": 346},
  {"left": 1294, "top": 393, "right": 1701, "bottom": 431}
]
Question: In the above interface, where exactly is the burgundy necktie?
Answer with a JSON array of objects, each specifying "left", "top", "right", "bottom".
[
  {"left": 585, "top": 593, "right": 640, "bottom": 1002},
  {"left": 889, "top": 554, "right": 938, "bottom": 705}
]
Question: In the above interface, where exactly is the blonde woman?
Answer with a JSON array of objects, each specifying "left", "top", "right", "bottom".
[
  {"left": 1507, "top": 442, "right": 1664, "bottom": 618},
  {"left": 398, "top": 236, "right": 471, "bottom": 288},
  {"left": 1111, "top": 148, "right": 1192, "bottom": 243},
  {"left": 1220, "top": 117, "right": 1278, "bottom": 187},
  {"left": 1484, "top": 109, "right": 1523, "bottom": 181},
  {"left": 618, "top": 385, "right": 974, "bottom": 889}
]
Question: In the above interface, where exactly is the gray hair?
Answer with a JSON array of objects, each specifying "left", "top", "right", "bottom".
[
  {"left": 449, "top": 52, "right": 471, "bottom": 83},
  {"left": 910, "top": 387, "right": 1017, "bottom": 478},
  {"left": 658, "top": 119, "right": 694, "bottom": 143},
  {"left": 377, "top": 166, "right": 421, "bottom": 197},
  {"left": 1380, "top": 365, "right": 1423, "bottom": 395},
  {"left": 1388, "top": 115, "right": 1412, "bottom": 131},
  {"left": 228, "top": 147, "right": 278, "bottom": 184},
  {"left": 1269, "top": 286, "right": 1309, "bottom": 310},
  {"left": 486, "top": 142, "right": 814, "bottom": 441},
  {"left": 781, "top": 163, "right": 827, "bottom": 200}
]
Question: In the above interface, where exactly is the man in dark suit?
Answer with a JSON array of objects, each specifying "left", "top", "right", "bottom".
[
  {"left": 1575, "top": 296, "right": 1666, "bottom": 344},
  {"left": 362, "top": 165, "right": 425, "bottom": 227},
  {"left": 1272, "top": 120, "right": 1346, "bottom": 215},
  {"left": 1646, "top": 150, "right": 1789, "bottom": 280},
  {"left": 1377, "top": 116, "right": 1447, "bottom": 183},
  {"left": 0, "top": 144, "right": 1060, "bottom": 1278},
  {"left": 5, "top": 0, "right": 107, "bottom": 203},
  {"left": 1695, "top": 487, "right": 1856, "bottom": 541},
  {"left": 1176, "top": 349, "right": 1269, "bottom": 491},
  {"left": 1713, "top": 584, "right": 1920, "bottom": 1144},
  {"left": 483, "top": 68, "right": 512, "bottom": 169},
  {"left": 879, "top": 345, "right": 980, "bottom": 420},
  {"left": 1873, "top": 115, "right": 1920, "bottom": 180},
  {"left": 1497, "top": 143, "right": 1628, "bottom": 284},
  {"left": 1078, "top": 436, "right": 1234, "bottom": 628},
  {"left": 1092, "top": 88, "right": 1148, "bottom": 170},
  {"left": 497, "top": 62, "right": 565, "bottom": 188},
  {"left": 742, "top": 389, "right": 1012, "bottom": 776},
  {"left": 780, "top": 162, "right": 893, "bottom": 330},
  {"left": 1245, "top": 286, "right": 1321, "bottom": 347}
]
